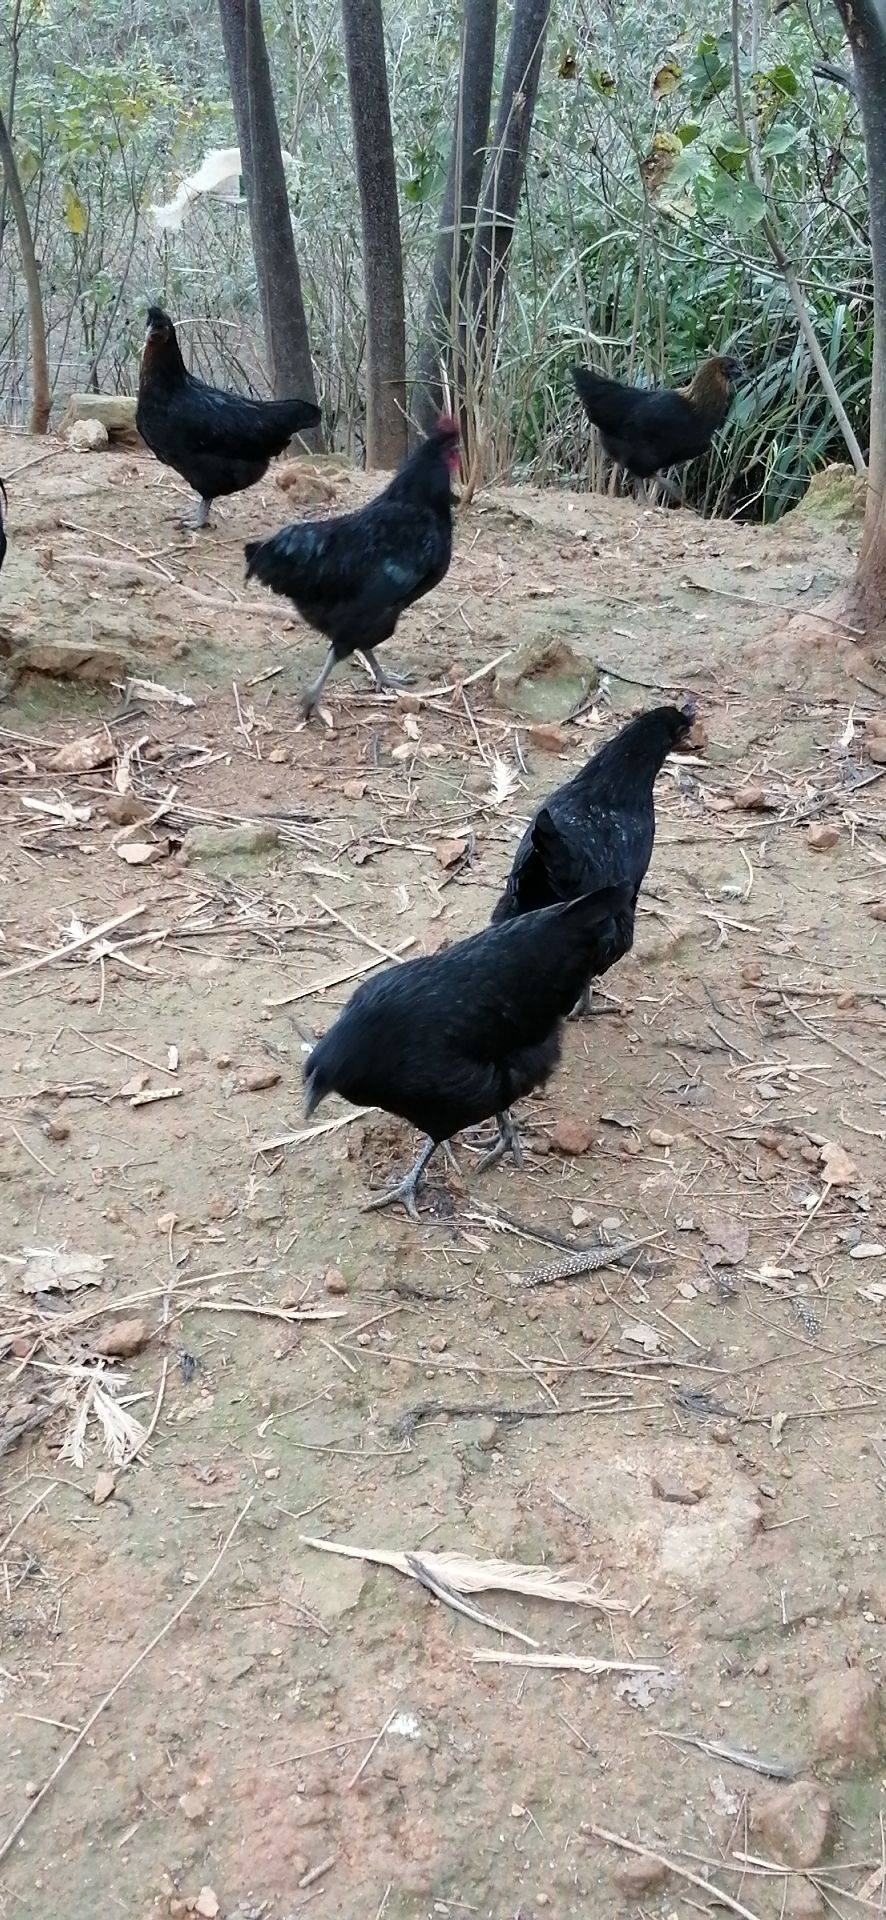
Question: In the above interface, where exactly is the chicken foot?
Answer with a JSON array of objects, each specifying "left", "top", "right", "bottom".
[
  {"left": 476, "top": 1110, "right": 524, "bottom": 1174},
  {"left": 182, "top": 495, "right": 213, "bottom": 531},
  {"left": 361, "top": 649, "right": 413, "bottom": 692},
  {"left": 568, "top": 982, "right": 594, "bottom": 1020},
  {"left": 300, "top": 646, "right": 337, "bottom": 717},
  {"left": 362, "top": 1135, "right": 439, "bottom": 1220}
]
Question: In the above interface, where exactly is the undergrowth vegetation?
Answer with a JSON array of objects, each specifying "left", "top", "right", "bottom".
[{"left": 0, "top": 0, "right": 871, "bottom": 516}]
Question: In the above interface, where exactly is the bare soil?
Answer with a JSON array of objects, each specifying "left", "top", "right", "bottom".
[{"left": 0, "top": 433, "right": 884, "bottom": 1920}]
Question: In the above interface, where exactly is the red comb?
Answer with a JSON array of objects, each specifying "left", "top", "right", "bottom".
[{"left": 437, "top": 412, "right": 459, "bottom": 435}]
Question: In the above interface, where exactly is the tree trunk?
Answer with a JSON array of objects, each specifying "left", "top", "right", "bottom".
[
  {"left": 217, "top": 0, "right": 321, "bottom": 443},
  {"left": 464, "top": 0, "right": 551, "bottom": 372},
  {"left": 412, "top": 0, "right": 498, "bottom": 438},
  {"left": 834, "top": 0, "right": 886, "bottom": 634},
  {"left": 340, "top": 0, "right": 408, "bottom": 467},
  {"left": 0, "top": 103, "right": 49, "bottom": 434}
]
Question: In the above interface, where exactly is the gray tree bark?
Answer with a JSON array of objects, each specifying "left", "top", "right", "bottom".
[
  {"left": 833, "top": 0, "right": 886, "bottom": 621},
  {"left": 217, "top": 0, "right": 321, "bottom": 443},
  {"left": 412, "top": 0, "right": 498, "bottom": 438},
  {"left": 0, "top": 102, "right": 49, "bottom": 433},
  {"left": 340, "top": 0, "right": 408, "bottom": 467},
  {"left": 464, "top": 0, "right": 551, "bottom": 369}
]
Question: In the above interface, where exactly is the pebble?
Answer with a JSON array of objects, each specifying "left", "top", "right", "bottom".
[
  {"left": 751, "top": 1780, "right": 832, "bottom": 1867},
  {"left": 550, "top": 1114, "right": 595, "bottom": 1157},
  {"left": 195, "top": 1891, "right": 220, "bottom": 1920},
  {"left": 94, "top": 1317, "right": 149, "bottom": 1359},
  {"left": 806, "top": 823, "right": 839, "bottom": 851},
  {"left": 612, "top": 1855, "right": 667, "bottom": 1894},
  {"left": 806, "top": 1667, "right": 883, "bottom": 1769},
  {"left": 243, "top": 1066, "right": 282, "bottom": 1092},
  {"left": 179, "top": 1790, "right": 208, "bottom": 1822},
  {"left": 324, "top": 1266, "right": 348, "bottom": 1295},
  {"left": 476, "top": 1417, "right": 499, "bottom": 1451}
]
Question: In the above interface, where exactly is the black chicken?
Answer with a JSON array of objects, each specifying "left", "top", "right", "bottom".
[
  {"left": 573, "top": 355, "right": 743, "bottom": 500},
  {"left": 0, "top": 479, "right": 7, "bottom": 574},
  {"left": 491, "top": 704, "right": 693, "bottom": 1013},
  {"left": 136, "top": 306, "right": 321, "bottom": 529},
  {"left": 244, "top": 418, "right": 460, "bottom": 715},
  {"left": 304, "top": 881, "right": 630, "bottom": 1217}
]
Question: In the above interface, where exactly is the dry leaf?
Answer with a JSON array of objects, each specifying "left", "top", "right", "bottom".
[
  {"left": 436, "top": 836, "right": 470, "bottom": 870},
  {"left": 125, "top": 676, "right": 194, "bottom": 709},
  {"left": 770, "top": 1410, "right": 788, "bottom": 1448},
  {"left": 48, "top": 731, "right": 113, "bottom": 773},
  {"left": 93, "top": 1470, "right": 116, "bottom": 1505},
  {"left": 403, "top": 712, "right": 420, "bottom": 741},
  {"left": 839, "top": 707, "right": 856, "bottom": 749},
  {"left": 819, "top": 1141, "right": 857, "bottom": 1186},
  {"left": 622, "top": 1321, "right": 662, "bottom": 1354},
  {"left": 21, "top": 1249, "right": 109, "bottom": 1295},
  {"left": 391, "top": 741, "right": 413, "bottom": 762}
]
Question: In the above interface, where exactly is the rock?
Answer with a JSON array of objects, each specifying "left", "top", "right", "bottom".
[
  {"left": 181, "top": 822, "right": 279, "bottom": 861},
  {"left": 732, "top": 782, "right": 769, "bottom": 810},
  {"left": 0, "top": 633, "right": 141, "bottom": 688},
  {"left": 870, "top": 902, "right": 886, "bottom": 922},
  {"left": 791, "top": 462, "right": 866, "bottom": 528},
  {"left": 526, "top": 723, "right": 570, "bottom": 753},
  {"left": 648, "top": 1127, "right": 674, "bottom": 1147},
  {"left": 750, "top": 1781, "right": 832, "bottom": 1867},
  {"left": 867, "top": 736, "right": 886, "bottom": 765},
  {"left": 806, "top": 1668, "right": 883, "bottom": 1769},
  {"left": 435, "top": 836, "right": 470, "bottom": 869},
  {"left": 324, "top": 1266, "right": 348, "bottom": 1296},
  {"left": 867, "top": 711, "right": 886, "bottom": 738},
  {"left": 494, "top": 625, "right": 596, "bottom": 719},
  {"left": 48, "top": 730, "right": 115, "bottom": 772},
  {"left": 93, "top": 1470, "right": 116, "bottom": 1505},
  {"left": 476, "top": 1418, "right": 500, "bottom": 1452},
  {"left": 241, "top": 1067, "right": 282, "bottom": 1093},
  {"left": 178, "top": 1790, "right": 208, "bottom": 1823},
  {"left": 104, "top": 793, "right": 154, "bottom": 825},
  {"left": 59, "top": 391, "right": 141, "bottom": 446},
  {"left": 194, "top": 1890, "right": 219, "bottom": 1919},
  {"left": 550, "top": 1114, "right": 595, "bottom": 1156},
  {"left": 612, "top": 1855, "right": 667, "bottom": 1894},
  {"left": 67, "top": 417, "right": 109, "bottom": 452},
  {"left": 93, "top": 1317, "right": 149, "bottom": 1358},
  {"left": 819, "top": 1141, "right": 857, "bottom": 1187},
  {"left": 807, "top": 823, "right": 839, "bottom": 852}
]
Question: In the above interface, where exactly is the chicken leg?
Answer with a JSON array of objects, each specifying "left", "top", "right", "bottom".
[
  {"left": 300, "top": 646, "right": 337, "bottom": 717},
  {"left": 362, "top": 649, "right": 413, "bottom": 692},
  {"left": 182, "top": 495, "right": 212, "bottom": 531},
  {"left": 568, "top": 983, "right": 594, "bottom": 1019},
  {"left": 476, "top": 1110, "right": 524, "bottom": 1173},
  {"left": 362, "top": 1135, "right": 439, "bottom": 1220}
]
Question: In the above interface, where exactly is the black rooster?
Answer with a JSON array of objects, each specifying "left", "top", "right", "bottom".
[
  {"left": 136, "top": 306, "right": 321, "bottom": 529},
  {"left": 304, "top": 881, "right": 630, "bottom": 1217},
  {"left": 244, "top": 418, "right": 460, "bottom": 715},
  {"left": 491, "top": 704, "right": 693, "bottom": 1013},
  {"left": 0, "top": 479, "right": 7, "bottom": 574},
  {"left": 573, "top": 355, "right": 743, "bottom": 500}
]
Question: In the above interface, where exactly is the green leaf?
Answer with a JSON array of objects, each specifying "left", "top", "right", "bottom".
[
  {"left": 589, "top": 67, "right": 616, "bottom": 96},
  {"left": 760, "top": 122, "right": 799, "bottom": 157},
  {"left": 711, "top": 172, "right": 768, "bottom": 232},
  {"left": 63, "top": 185, "right": 87, "bottom": 235},
  {"left": 676, "top": 123, "right": 702, "bottom": 146},
  {"left": 765, "top": 63, "right": 799, "bottom": 97}
]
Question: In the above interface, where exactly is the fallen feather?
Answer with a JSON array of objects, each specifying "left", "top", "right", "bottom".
[
  {"left": 484, "top": 754, "right": 520, "bottom": 808},
  {"left": 60, "top": 1380, "right": 147, "bottom": 1469},
  {"left": 301, "top": 1535, "right": 628, "bottom": 1612}
]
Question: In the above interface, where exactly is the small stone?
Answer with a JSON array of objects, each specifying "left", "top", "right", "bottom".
[
  {"left": 68, "top": 417, "right": 109, "bottom": 451},
  {"left": 267, "top": 746, "right": 289, "bottom": 764},
  {"left": 550, "top": 1114, "right": 595, "bottom": 1157},
  {"left": 806, "top": 1668, "right": 883, "bottom": 1769},
  {"left": 242, "top": 1066, "right": 282, "bottom": 1093},
  {"left": 732, "top": 782, "right": 768, "bottom": 810},
  {"left": 476, "top": 1417, "right": 499, "bottom": 1451},
  {"left": 869, "top": 902, "right": 886, "bottom": 922},
  {"left": 93, "top": 1470, "right": 116, "bottom": 1505},
  {"left": 24, "top": 1780, "right": 39, "bottom": 1798},
  {"left": 93, "top": 1317, "right": 149, "bottom": 1359},
  {"left": 324, "top": 1266, "right": 348, "bottom": 1296},
  {"left": 612, "top": 1855, "right": 667, "bottom": 1894},
  {"left": 43, "top": 1117, "right": 70, "bottom": 1142},
  {"left": 179, "top": 1791, "right": 208, "bottom": 1822},
  {"left": 835, "top": 990, "right": 856, "bottom": 1010},
  {"left": 648, "top": 1127, "right": 673, "bottom": 1147},
  {"left": 182, "top": 822, "right": 279, "bottom": 861},
  {"left": 527, "top": 723, "right": 570, "bottom": 753},
  {"left": 751, "top": 1780, "right": 832, "bottom": 1867},
  {"left": 571, "top": 1205, "right": 590, "bottom": 1228},
  {"left": 752, "top": 1655, "right": 770, "bottom": 1677},
  {"left": 216, "top": 1055, "right": 232, "bottom": 1069},
  {"left": 194, "top": 1890, "right": 219, "bottom": 1920},
  {"left": 866, "top": 736, "right": 886, "bottom": 764},
  {"left": 741, "top": 961, "right": 764, "bottom": 985},
  {"left": 343, "top": 778, "right": 367, "bottom": 799},
  {"left": 428, "top": 1334, "right": 447, "bottom": 1352},
  {"left": 806, "top": 823, "right": 839, "bottom": 852}
]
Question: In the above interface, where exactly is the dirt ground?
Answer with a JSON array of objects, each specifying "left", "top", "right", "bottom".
[{"left": 0, "top": 431, "right": 884, "bottom": 1920}]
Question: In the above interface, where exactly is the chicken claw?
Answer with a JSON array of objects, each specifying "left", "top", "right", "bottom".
[
  {"left": 362, "top": 1137, "right": 438, "bottom": 1220},
  {"left": 476, "top": 1110, "right": 524, "bottom": 1174},
  {"left": 361, "top": 649, "right": 414, "bottom": 693}
]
